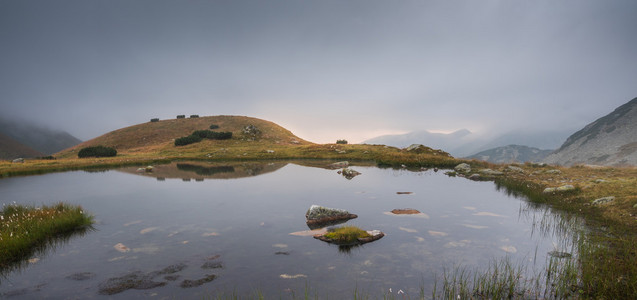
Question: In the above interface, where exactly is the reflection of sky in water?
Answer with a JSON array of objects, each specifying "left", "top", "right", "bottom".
[{"left": 0, "top": 163, "right": 579, "bottom": 298}]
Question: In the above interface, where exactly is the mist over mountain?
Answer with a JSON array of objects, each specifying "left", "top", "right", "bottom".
[
  {"left": 363, "top": 128, "right": 569, "bottom": 158},
  {"left": 466, "top": 145, "right": 552, "bottom": 164},
  {"left": 0, "top": 132, "right": 44, "bottom": 159},
  {"left": 364, "top": 129, "right": 478, "bottom": 156},
  {"left": 0, "top": 118, "right": 82, "bottom": 155},
  {"left": 544, "top": 97, "right": 637, "bottom": 166}
]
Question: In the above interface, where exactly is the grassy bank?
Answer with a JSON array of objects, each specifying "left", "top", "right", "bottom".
[{"left": 0, "top": 202, "right": 94, "bottom": 271}]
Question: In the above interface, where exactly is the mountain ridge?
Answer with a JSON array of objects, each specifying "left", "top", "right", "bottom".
[{"left": 544, "top": 97, "right": 637, "bottom": 166}]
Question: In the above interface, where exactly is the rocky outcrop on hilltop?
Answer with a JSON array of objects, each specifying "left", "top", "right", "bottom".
[{"left": 544, "top": 97, "right": 637, "bottom": 166}]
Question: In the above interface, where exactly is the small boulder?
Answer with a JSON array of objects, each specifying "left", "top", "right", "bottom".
[
  {"left": 404, "top": 144, "right": 431, "bottom": 153},
  {"left": 542, "top": 187, "right": 556, "bottom": 194},
  {"left": 454, "top": 163, "right": 471, "bottom": 173},
  {"left": 506, "top": 166, "right": 524, "bottom": 173},
  {"left": 468, "top": 174, "right": 481, "bottom": 181},
  {"left": 556, "top": 185, "right": 575, "bottom": 192},
  {"left": 265, "top": 150, "right": 275, "bottom": 153},
  {"left": 592, "top": 196, "right": 615, "bottom": 206},
  {"left": 339, "top": 168, "right": 361, "bottom": 179},
  {"left": 305, "top": 205, "right": 357, "bottom": 229},
  {"left": 12, "top": 158, "right": 24, "bottom": 163}
]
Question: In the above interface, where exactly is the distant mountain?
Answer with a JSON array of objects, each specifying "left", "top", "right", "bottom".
[
  {"left": 465, "top": 144, "right": 552, "bottom": 164},
  {"left": 0, "top": 132, "right": 44, "bottom": 159},
  {"left": 363, "top": 128, "right": 569, "bottom": 158},
  {"left": 0, "top": 119, "right": 82, "bottom": 155},
  {"left": 363, "top": 129, "right": 477, "bottom": 156},
  {"left": 544, "top": 97, "right": 637, "bottom": 166}
]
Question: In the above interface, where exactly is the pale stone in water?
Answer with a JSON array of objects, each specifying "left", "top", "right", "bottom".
[
  {"left": 473, "top": 212, "right": 508, "bottom": 218},
  {"left": 140, "top": 227, "right": 158, "bottom": 234},
  {"left": 279, "top": 274, "right": 307, "bottom": 279},
  {"left": 202, "top": 232, "right": 219, "bottom": 237},
  {"left": 114, "top": 243, "right": 130, "bottom": 253},
  {"left": 273, "top": 244, "right": 288, "bottom": 248},
  {"left": 399, "top": 227, "right": 418, "bottom": 233},
  {"left": 500, "top": 245, "right": 517, "bottom": 253},
  {"left": 462, "top": 224, "right": 488, "bottom": 229},
  {"left": 428, "top": 230, "right": 448, "bottom": 237}
]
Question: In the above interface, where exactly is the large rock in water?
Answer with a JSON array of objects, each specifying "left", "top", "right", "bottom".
[
  {"left": 305, "top": 205, "right": 357, "bottom": 229},
  {"left": 544, "top": 97, "right": 637, "bottom": 166},
  {"left": 454, "top": 163, "right": 471, "bottom": 173}
]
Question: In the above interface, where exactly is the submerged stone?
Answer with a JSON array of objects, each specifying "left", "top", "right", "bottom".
[
  {"left": 98, "top": 271, "right": 166, "bottom": 295},
  {"left": 201, "top": 261, "right": 223, "bottom": 269},
  {"left": 180, "top": 274, "right": 216, "bottom": 288},
  {"left": 66, "top": 272, "right": 96, "bottom": 281},
  {"left": 548, "top": 251, "right": 572, "bottom": 258}
]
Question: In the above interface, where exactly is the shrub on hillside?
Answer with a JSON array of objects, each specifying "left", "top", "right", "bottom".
[
  {"left": 174, "top": 135, "right": 202, "bottom": 146},
  {"left": 209, "top": 124, "right": 219, "bottom": 129},
  {"left": 150, "top": 118, "right": 159, "bottom": 122},
  {"left": 192, "top": 130, "right": 232, "bottom": 140},
  {"left": 176, "top": 115, "right": 185, "bottom": 119},
  {"left": 190, "top": 115, "right": 199, "bottom": 118},
  {"left": 336, "top": 139, "right": 348, "bottom": 144},
  {"left": 78, "top": 146, "right": 117, "bottom": 158}
]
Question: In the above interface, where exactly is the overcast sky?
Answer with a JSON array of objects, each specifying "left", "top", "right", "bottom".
[{"left": 1, "top": 0, "right": 636, "bottom": 143}]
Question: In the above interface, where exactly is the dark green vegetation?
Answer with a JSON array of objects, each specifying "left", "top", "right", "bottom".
[
  {"left": 176, "top": 115, "right": 185, "bottom": 119},
  {"left": 175, "top": 130, "right": 233, "bottom": 146},
  {"left": 77, "top": 145, "right": 117, "bottom": 158},
  {"left": 0, "top": 203, "right": 94, "bottom": 272},
  {"left": 150, "top": 118, "right": 159, "bottom": 122},
  {"left": 336, "top": 139, "right": 348, "bottom": 144},
  {"left": 209, "top": 124, "right": 219, "bottom": 129},
  {"left": 190, "top": 114, "right": 199, "bottom": 118},
  {"left": 174, "top": 134, "right": 203, "bottom": 146}
]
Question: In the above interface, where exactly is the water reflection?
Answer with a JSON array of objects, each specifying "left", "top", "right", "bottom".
[
  {"left": 0, "top": 225, "right": 94, "bottom": 281},
  {"left": 118, "top": 161, "right": 288, "bottom": 180}
]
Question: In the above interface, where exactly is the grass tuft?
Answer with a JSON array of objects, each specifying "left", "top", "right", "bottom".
[{"left": 0, "top": 202, "right": 94, "bottom": 271}]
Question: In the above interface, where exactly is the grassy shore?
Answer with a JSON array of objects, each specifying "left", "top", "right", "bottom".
[
  {"left": 2, "top": 143, "right": 637, "bottom": 298},
  {"left": 0, "top": 202, "right": 94, "bottom": 272}
]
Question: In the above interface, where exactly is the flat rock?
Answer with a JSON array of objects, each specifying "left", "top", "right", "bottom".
[
  {"left": 390, "top": 208, "right": 421, "bottom": 215},
  {"left": 305, "top": 205, "right": 357, "bottom": 229}
]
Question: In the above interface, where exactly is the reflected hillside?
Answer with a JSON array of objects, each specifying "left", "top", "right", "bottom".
[{"left": 118, "top": 161, "right": 288, "bottom": 180}]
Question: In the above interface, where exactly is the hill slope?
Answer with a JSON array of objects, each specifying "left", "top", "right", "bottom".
[
  {"left": 544, "top": 97, "right": 637, "bottom": 166},
  {"left": 57, "top": 115, "right": 312, "bottom": 158},
  {"left": 465, "top": 144, "right": 552, "bottom": 164},
  {"left": 0, "top": 119, "right": 81, "bottom": 154},
  {"left": 0, "top": 132, "right": 44, "bottom": 159}
]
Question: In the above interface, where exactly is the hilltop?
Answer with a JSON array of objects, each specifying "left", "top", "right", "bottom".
[
  {"left": 56, "top": 115, "right": 312, "bottom": 158},
  {"left": 544, "top": 97, "right": 637, "bottom": 166}
]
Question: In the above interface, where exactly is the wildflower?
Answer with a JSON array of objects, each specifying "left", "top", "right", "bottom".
[{"left": 398, "top": 290, "right": 404, "bottom": 294}]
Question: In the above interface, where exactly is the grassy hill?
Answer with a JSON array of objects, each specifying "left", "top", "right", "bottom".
[
  {"left": 56, "top": 115, "right": 312, "bottom": 158},
  {"left": 0, "top": 132, "right": 44, "bottom": 159}
]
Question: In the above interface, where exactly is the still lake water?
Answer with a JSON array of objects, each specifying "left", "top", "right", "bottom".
[{"left": 0, "top": 161, "right": 578, "bottom": 298}]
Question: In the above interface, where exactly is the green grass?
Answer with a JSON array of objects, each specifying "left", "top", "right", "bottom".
[
  {"left": 0, "top": 202, "right": 94, "bottom": 271},
  {"left": 324, "top": 226, "right": 371, "bottom": 244}
]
